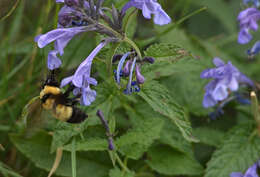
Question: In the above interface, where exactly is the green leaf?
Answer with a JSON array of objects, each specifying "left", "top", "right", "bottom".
[
  {"left": 115, "top": 116, "right": 164, "bottom": 160},
  {"left": 142, "top": 43, "right": 194, "bottom": 80},
  {"left": 109, "top": 167, "right": 135, "bottom": 177},
  {"left": 138, "top": 81, "right": 198, "bottom": 142},
  {"left": 63, "top": 138, "right": 108, "bottom": 152},
  {"left": 159, "top": 118, "right": 194, "bottom": 157},
  {"left": 10, "top": 131, "right": 110, "bottom": 177},
  {"left": 191, "top": 1, "right": 236, "bottom": 34},
  {"left": 144, "top": 43, "right": 192, "bottom": 61},
  {"left": 193, "top": 127, "right": 225, "bottom": 147},
  {"left": 205, "top": 123, "right": 260, "bottom": 177},
  {"left": 50, "top": 121, "right": 88, "bottom": 152},
  {"left": 146, "top": 145, "right": 204, "bottom": 176}
]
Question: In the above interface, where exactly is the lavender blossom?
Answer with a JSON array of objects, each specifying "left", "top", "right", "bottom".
[
  {"left": 60, "top": 41, "right": 107, "bottom": 106},
  {"left": 238, "top": 8, "right": 260, "bottom": 44},
  {"left": 230, "top": 161, "right": 259, "bottom": 177},
  {"left": 47, "top": 50, "right": 62, "bottom": 70},
  {"left": 201, "top": 58, "right": 253, "bottom": 108},
  {"left": 247, "top": 40, "right": 260, "bottom": 57},
  {"left": 35, "top": 26, "right": 88, "bottom": 55},
  {"left": 122, "top": 0, "right": 171, "bottom": 25}
]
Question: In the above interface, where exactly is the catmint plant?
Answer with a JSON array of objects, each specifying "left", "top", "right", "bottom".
[{"left": 35, "top": 0, "right": 171, "bottom": 106}]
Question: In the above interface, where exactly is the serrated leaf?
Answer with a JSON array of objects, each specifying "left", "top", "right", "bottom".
[
  {"left": 9, "top": 131, "right": 110, "bottom": 177},
  {"left": 138, "top": 81, "right": 198, "bottom": 142},
  {"left": 144, "top": 43, "right": 192, "bottom": 61},
  {"left": 146, "top": 145, "right": 204, "bottom": 176},
  {"left": 109, "top": 167, "right": 135, "bottom": 177},
  {"left": 115, "top": 116, "right": 164, "bottom": 160},
  {"left": 51, "top": 121, "right": 88, "bottom": 152},
  {"left": 205, "top": 123, "right": 260, "bottom": 177}
]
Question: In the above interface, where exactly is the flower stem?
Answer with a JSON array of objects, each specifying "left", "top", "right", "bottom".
[
  {"left": 114, "top": 152, "right": 131, "bottom": 173},
  {"left": 124, "top": 37, "right": 142, "bottom": 59},
  {"left": 98, "top": 23, "right": 142, "bottom": 59}
]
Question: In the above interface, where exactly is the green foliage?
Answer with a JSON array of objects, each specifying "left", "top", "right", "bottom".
[
  {"left": 109, "top": 167, "right": 135, "bottom": 177},
  {"left": 1, "top": 0, "right": 260, "bottom": 177},
  {"left": 138, "top": 80, "right": 198, "bottom": 142},
  {"left": 115, "top": 115, "right": 164, "bottom": 159},
  {"left": 193, "top": 127, "right": 225, "bottom": 147},
  {"left": 10, "top": 131, "right": 110, "bottom": 177},
  {"left": 0, "top": 162, "right": 23, "bottom": 177},
  {"left": 146, "top": 145, "right": 204, "bottom": 176},
  {"left": 205, "top": 123, "right": 260, "bottom": 177}
]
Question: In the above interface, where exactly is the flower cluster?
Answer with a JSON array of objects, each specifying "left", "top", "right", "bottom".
[
  {"left": 230, "top": 160, "right": 260, "bottom": 177},
  {"left": 35, "top": 0, "right": 171, "bottom": 106},
  {"left": 238, "top": 0, "right": 260, "bottom": 57},
  {"left": 113, "top": 53, "right": 154, "bottom": 94},
  {"left": 201, "top": 58, "right": 253, "bottom": 114}
]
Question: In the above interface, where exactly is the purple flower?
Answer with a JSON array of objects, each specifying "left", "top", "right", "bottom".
[
  {"left": 47, "top": 50, "right": 62, "bottom": 70},
  {"left": 114, "top": 54, "right": 146, "bottom": 94},
  {"left": 247, "top": 40, "right": 260, "bottom": 57},
  {"left": 60, "top": 41, "right": 107, "bottom": 106},
  {"left": 135, "top": 65, "right": 145, "bottom": 84},
  {"left": 35, "top": 26, "right": 87, "bottom": 56},
  {"left": 238, "top": 8, "right": 260, "bottom": 44},
  {"left": 230, "top": 161, "right": 259, "bottom": 177},
  {"left": 201, "top": 58, "right": 253, "bottom": 108},
  {"left": 122, "top": 0, "right": 171, "bottom": 25}
]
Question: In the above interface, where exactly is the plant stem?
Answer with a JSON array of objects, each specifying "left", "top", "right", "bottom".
[
  {"left": 98, "top": 23, "right": 142, "bottom": 59},
  {"left": 124, "top": 37, "right": 142, "bottom": 59},
  {"left": 114, "top": 153, "right": 130, "bottom": 173},
  {"left": 71, "top": 137, "right": 77, "bottom": 177}
]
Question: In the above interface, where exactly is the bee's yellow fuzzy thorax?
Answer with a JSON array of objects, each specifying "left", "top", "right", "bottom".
[{"left": 40, "top": 86, "right": 61, "bottom": 99}]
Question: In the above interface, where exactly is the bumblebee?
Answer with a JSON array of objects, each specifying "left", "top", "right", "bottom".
[{"left": 39, "top": 70, "right": 87, "bottom": 123}]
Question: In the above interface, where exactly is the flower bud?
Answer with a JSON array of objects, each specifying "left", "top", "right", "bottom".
[
  {"left": 135, "top": 65, "right": 145, "bottom": 84},
  {"left": 122, "top": 60, "right": 132, "bottom": 76},
  {"left": 143, "top": 57, "right": 155, "bottom": 64}
]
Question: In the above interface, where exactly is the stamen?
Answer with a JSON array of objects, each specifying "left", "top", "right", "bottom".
[
  {"left": 116, "top": 52, "right": 130, "bottom": 84},
  {"left": 125, "top": 57, "right": 137, "bottom": 94}
]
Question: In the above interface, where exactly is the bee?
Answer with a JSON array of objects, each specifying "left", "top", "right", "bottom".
[{"left": 39, "top": 70, "right": 87, "bottom": 123}]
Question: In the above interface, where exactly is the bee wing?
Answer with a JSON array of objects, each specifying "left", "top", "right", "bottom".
[{"left": 17, "top": 96, "right": 48, "bottom": 138}]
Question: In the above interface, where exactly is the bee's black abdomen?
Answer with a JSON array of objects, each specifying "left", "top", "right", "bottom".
[{"left": 67, "top": 107, "right": 87, "bottom": 123}]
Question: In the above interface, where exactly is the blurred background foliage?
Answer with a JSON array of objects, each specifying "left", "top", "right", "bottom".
[{"left": 0, "top": 0, "right": 260, "bottom": 177}]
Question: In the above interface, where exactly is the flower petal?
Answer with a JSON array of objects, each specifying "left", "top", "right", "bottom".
[
  {"left": 60, "top": 76, "right": 73, "bottom": 88},
  {"left": 153, "top": 8, "right": 171, "bottom": 25},
  {"left": 213, "top": 57, "right": 225, "bottom": 67},
  {"left": 35, "top": 26, "right": 86, "bottom": 49},
  {"left": 230, "top": 172, "right": 244, "bottom": 177},
  {"left": 47, "top": 50, "right": 62, "bottom": 70},
  {"left": 73, "top": 41, "right": 107, "bottom": 87},
  {"left": 81, "top": 86, "right": 97, "bottom": 106}
]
